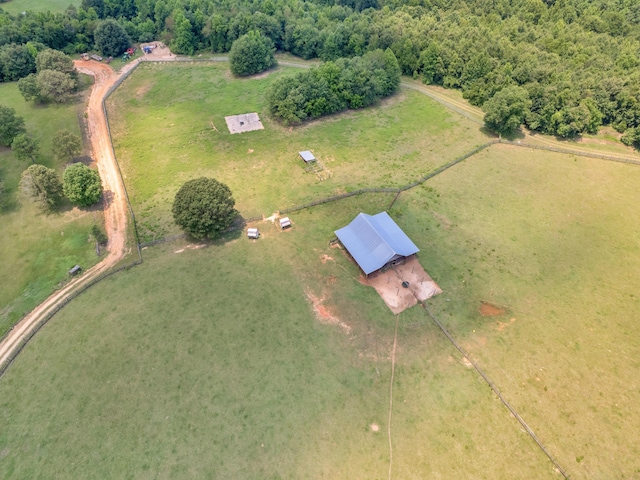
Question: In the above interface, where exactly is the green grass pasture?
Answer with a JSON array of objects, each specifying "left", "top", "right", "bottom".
[
  {"left": 1, "top": 0, "right": 80, "bottom": 15},
  {"left": 2, "top": 62, "right": 640, "bottom": 479},
  {"left": 396, "top": 144, "right": 640, "bottom": 478},
  {"left": 0, "top": 192, "right": 552, "bottom": 478},
  {"left": 106, "top": 62, "right": 486, "bottom": 241},
  {"left": 0, "top": 81, "right": 100, "bottom": 336}
]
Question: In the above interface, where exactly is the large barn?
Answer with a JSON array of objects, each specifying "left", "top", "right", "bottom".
[{"left": 335, "top": 212, "right": 419, "bottom": 275}]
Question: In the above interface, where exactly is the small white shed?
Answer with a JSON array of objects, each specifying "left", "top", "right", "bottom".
[
  {"left": 247, "top": 228, "right": 259, "bottom": 239},
  {"left": 299, "top": 151, "right": 316, "bottom": 163},
  {"left": 279, "top": 217, "right": 292, "bottom": 229}
]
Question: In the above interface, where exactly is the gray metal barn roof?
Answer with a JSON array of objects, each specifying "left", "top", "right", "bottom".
[{"left": 335, "top": 212, "right": 419, "bottom": 275}]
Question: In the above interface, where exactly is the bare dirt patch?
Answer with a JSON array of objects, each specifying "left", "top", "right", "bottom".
[
  {"left": 479, "top": 301, "right": 506, "bottom": 317},
  {"left": 305, "top": 290, "right": 351, "bottom": 334},
  {"left": 135, "top": 80, "right": 154, "bottom": 100},
  {"left": 320, "top": 254, "right": 334, "bottom": 263},
  {"left": 361, "top": 257, "right": 442, "bottom": 314},
  {"left": 497, "top": 318, "right": 516, "bottom": 331},
  {"left": 461, "top": 357, "right": 473, "bottom": 368},
  {"left": 370, "top": 423, "right": 380, "bottom": 432}
]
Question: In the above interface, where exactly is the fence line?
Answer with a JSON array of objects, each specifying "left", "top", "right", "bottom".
[
  {"left": 280, "top": 187, "right": 399, "bottom": 215},
  {"left": 102, "top": 64, "right": 145, "bottom": 261},
  {"left": 0, "top": 62, "right": 147, "bottom": 377},
  {"left": 422, "top": 304, "right": 570, "bottom": 479},
  {"left": 400, "top": 140, "right": 499, "bottom": 191},
  {"left": 139, "top": 233, "right": 186, "bottom": 248},
  {"left": 400, "top": 82, "right": 484, "bottom": 125},
  {"left": 499, "top": 139, "right": 640, "bottom": 165},
  {"left": 0, "top": 259, "right": 142, "bottom": 379}
]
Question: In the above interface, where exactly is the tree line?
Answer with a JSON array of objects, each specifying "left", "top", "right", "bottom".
[
  {"left": 1, "top": 0, "right": 639, "bottom": 146},
  {"left": 267, "top": 49, "right": 400, "bottom": 124},
  {"left": 0, "top": 105, "right": 102, "bottom": 212}
]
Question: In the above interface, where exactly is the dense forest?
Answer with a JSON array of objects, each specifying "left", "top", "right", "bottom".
[{"left": 1, "top": 0, "right": 639, "bottom": 146}]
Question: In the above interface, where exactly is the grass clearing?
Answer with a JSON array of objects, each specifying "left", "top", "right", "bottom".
[
  {"left": 0, "top": 81, "right": 101, "bottom": 336},
  {"left": 395, "top": 144, "right": 640, "bottom": 478},
  {"left": 2, "top": 61, "right": 640, "bottom": 478},
  {"left": 0, "top": 192, "right": 552, "bottom": 478},
  {"left": 106, "top": 62, "right": 485, "bottom": 241},
  {"left": 0, "top": 0, "right": 80, "bottom": 15}
]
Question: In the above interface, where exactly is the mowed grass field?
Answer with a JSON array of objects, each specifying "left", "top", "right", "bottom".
[
  {"left": 2, "top": 61, "right": 640, "bottom": 479},
  {"left": 0, "top": 0, "right": 80, "bottom": 15},
  {"left": 106, "top": 62, "right": 486, "bottom": 241},
  {"left": 0, "top": 81, "right": 100, "bottom": 336},
  {"left": 0, "top": 193, "right": 553, "bottom": 479}
]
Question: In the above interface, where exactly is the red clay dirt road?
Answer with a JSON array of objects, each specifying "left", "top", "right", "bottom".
[{"left": 0, "top": 58, "right": 149, "bottom": 370}]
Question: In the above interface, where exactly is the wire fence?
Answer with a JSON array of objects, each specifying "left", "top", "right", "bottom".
[
  {"left": 421, "top": 304, "right": 570, "bottom": 478},
  {"left": 400, "top": 82, "right": 484, "bottom": 125},
  {"left": 0, "top": 259, "right": 142, "bottom": 379},
  {"left": 280, "top": 187, "right": 399, "bottom": 215},
  {"left": 499, "top": 138, "right": 640, "bottom": 166},
  {"left": 102, "top": 67, "right": 143, "bottom": 261}
]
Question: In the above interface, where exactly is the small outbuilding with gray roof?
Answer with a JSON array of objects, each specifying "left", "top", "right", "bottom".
[
  {"left": 335, "top": 212, "right": 419, "bottom": 276},
  {"left": 299, "top": 151, "right": 316, "bottom": 163}
]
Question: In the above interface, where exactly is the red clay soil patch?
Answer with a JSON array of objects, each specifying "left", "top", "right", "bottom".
[
  {"left": 479, "top": 301, "right": 506, "bottom": 317},
  {"left": 320, "top": 254, "right": 334, "bottom": 263},
  {"left": 305, "top": 290, "right": 351, "bottom": 334},
  {"left": 360, "top": 257, "right": 442, "bottom": 314}
]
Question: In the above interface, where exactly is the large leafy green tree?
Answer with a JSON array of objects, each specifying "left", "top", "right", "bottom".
[
  {"left": 483, "top": 86, "right": 532, "bottom": 136},
  {"left": 0, "top": 43, "right": 36, "bottom": 82},
  {"left": 18, "top": 49, "right": 77, "bottom": 103},
  {"left": 229, "top": 31, "right": 277, "bottom": 76},
  {"left": 20, "top": 164, "right": 64, "bottom": 211},
  {"left": 172, "top": 177, "right": 238, "bottom": 240},
  {"left": 11, "top": 134, "right": 40, "bottom": 163},
  {"left": 52, "top": 130, "right": 82, "bottom": 161},
  {"left": 18, "top": 74, "right": 43, "bottom": 102},
  {"left": 36, "top": 69, "right": 77, "bottom": 103},
  {"left": 170, "top": 11, "right": 196, "bottom": 55},
  {"left": 36, "top": 49, "right": 76, "bottom": 77},
  {"left": 95, "top": 19, "right": 131, "bottom": 57},
  {"left": 0, "top": 105, "right": 26, "bottom": 147},
  {"left": 63, "top": 163, "right": 102, "bottom": 207}
]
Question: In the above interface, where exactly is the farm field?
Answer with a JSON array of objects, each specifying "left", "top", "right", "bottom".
[
  {"left": 2, "top": 60, "right": 640, "bottom": 479},
  {"left": 0, "top": 81, "right": 101, "bottom": 337},
  {"left": 2, "top": 141, "right": 639, "bottom": 477},
  {"left": 106, "top": 62, "right": 487, "bottom": 241},
  {"left": 0, "top": 0, "right": 80, "bottom": 15},
  {"left": 0, "top": 193, "right": 553, "bottom": 479}
]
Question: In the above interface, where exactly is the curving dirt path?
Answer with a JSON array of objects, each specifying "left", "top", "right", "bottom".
[
  {"left": 0, "top": 59, "right": 142, "bottom": 370},
  {"left": 3, "top": 52, "right": 639, "bottom": 374}
]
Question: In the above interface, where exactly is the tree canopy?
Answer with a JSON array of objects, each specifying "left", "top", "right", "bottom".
[
  {"left": 35, "top": 69, "right": 76, "bottom": 103},
  {"left": 0, "top": 105, "right": 26, "bottom": 147},
  {"left": 20, "top": 164, "right": 63, "bottom": 211},
  {"left": 63, "top": 163, "right": 102, "bottom": 207},
  {"left": 229, "top": 31, "right": 276, "bottom": 76},
  {"left": 483, "top": 86, "right": 532, "bottom": 136},
  {"left": 172, "top": 177, "right": 238, "bottom": 240},
  {"left": 52, "top": 130, "right": 82, "bottom": 161},
  {"left": 1, "top": 0, "right": 640, "bottom": 148},
  {"left": 11, "top": 133, "right": 40, "bottom": 162},
  {"left": 267, "top": 49, "right": 400, "bottom": 125},
  {"left": 94, "top": 19, "right": 131, "bottom": 57}
]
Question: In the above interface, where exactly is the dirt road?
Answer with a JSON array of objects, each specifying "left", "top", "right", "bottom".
[
  {"left": 0, "top": 47, "right": 178, "bottom": 372},
  {"left": 0, "top": 60, "right": 136, "bottom": 370}
]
